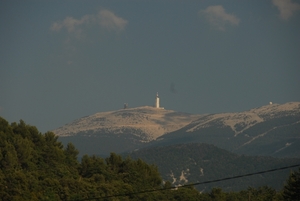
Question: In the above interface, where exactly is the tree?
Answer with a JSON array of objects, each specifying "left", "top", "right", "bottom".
[
  {"left": 64, "top": 143, "right": 79, "bottom": 166},
  {"left": 209, "top": 188, "right": 226, "bottom": 201},
  {"left": 80, "top": 155, "right": 106, "bottom": 178},
  {"left": 282, "top": 168, "right": 300, "bottom": 201}
]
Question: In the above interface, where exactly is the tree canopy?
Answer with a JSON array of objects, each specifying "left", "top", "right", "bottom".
[{"left": 0, "top": 116, "right": 299, "bottom": 201}]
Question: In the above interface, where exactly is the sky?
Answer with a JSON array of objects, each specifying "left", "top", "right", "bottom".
[{"left": 1, "top": 0, "right": 300, "bottom": 133}]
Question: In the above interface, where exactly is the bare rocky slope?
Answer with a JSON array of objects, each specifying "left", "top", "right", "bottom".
[
  {"left": 54, "top": 102, "right": 300, "bottom": 157},
  {"left": 151, "top": 102, "right": 300, "bottom": 158},
  {"left": 54, "top": 106, "right": 201, "bottom": 155},
  {"left": 54, "top": 106, "right": 202, "bottom": 140}
]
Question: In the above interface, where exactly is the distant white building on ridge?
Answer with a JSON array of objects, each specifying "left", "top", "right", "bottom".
[{"left": 155, "top": 92, "right": 164, "bottom": 109}]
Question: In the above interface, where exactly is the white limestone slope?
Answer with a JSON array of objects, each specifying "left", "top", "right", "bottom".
[
  {"left": 53, "top": 106, "right": 202, "bottom": 141},
  {"left": 186, "top": 102, "right": 300, "bottom": 136},
  {"left": 53, "top": 102, "right": 300, "bottom": 143}
]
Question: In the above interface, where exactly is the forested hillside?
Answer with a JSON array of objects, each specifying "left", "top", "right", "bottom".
[
  {"left": 0, "top": 117, "right": 299, "bottom": 201},
  {"left": 128, "top": 143, "right": 300, "bottom": 191},
  {"left": 0, "top": 117, "right": 200, "bottom": 200}
]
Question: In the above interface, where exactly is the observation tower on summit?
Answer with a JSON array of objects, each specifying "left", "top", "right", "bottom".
[{"left": 155, "top": 92, "right": 160, "bottom": 108}]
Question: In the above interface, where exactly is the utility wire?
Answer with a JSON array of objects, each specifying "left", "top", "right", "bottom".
[{"left": 74, "top": 163, "right": 300, "bottom": 201}]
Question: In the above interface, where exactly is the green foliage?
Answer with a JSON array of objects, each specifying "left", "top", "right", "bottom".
[
  {"left": 0, "top": 117, "right": 202, "bottom": 200},
  {"left": 282, "top": 168, "right": 300, "bottom": 201},
  {"left": 127, "top": 143, "right": 300, "bottom": 191},
  {"left": 0, "top": 116, "right": 298, "bottom": 201}
]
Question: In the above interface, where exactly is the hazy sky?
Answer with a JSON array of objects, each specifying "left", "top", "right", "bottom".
[{"left": 1, "top": 0, "right": 300, "bottom": 133}]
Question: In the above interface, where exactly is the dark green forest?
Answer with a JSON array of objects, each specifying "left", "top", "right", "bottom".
[
  {"left": 127, "top": 143, "right": 300, "bottom": 191},
  {"left": 0, "top": 116, "right": 299, "bottom": 201}
]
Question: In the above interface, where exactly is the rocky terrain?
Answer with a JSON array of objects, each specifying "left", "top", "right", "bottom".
[
  {"left": 54, "top": 102, "right": 300, "bottom": 157},
  {"left": 54, "top": 106, "right": 202, "bottom": 155},
  {"left": 54, "top": 106, "right": 202, "bottom": 141},
  {"left": 152, "top": 102, "right": 300, "bottom": 157}
]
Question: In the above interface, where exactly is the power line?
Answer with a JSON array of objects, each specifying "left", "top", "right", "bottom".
[{"left": 73, "top": 163, "right": 300, "bottom": 201}]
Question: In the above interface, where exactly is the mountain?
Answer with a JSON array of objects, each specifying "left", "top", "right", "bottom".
[
  {"left": 150, "top": 102, "right": 300, "bottom": 158},
  {"left": 54, "top": 106, "right": 201, "bottom": 156},
  {"left": 54, "top": 102, "right": 300, "bottom": 158},
  {"left": 127, "top": 143, "right": 300, "bottom": 192}
]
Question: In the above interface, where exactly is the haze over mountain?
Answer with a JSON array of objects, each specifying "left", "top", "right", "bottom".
[
  {"left": 54, "top": 102, "right": 300, "bottom": 158},
  {"left": 2, "top": 1, "right": 300, "bottom": 134}
]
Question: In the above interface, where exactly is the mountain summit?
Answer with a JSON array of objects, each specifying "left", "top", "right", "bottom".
[
  {"left": 54, "top": 106, "right": 201, "bottom": 155},
  {"left": 54, "top": 106, "right": 201, "bottom": 140},
  {"left": 54, "top": 102, "right": 300, "bottom": 157}
]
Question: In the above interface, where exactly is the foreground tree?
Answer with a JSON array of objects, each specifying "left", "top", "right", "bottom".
[
  {"left": 1, "top": 116, "right": 299, "bottom": 201},
  {"left": 282, "top": 168, "right": 300, "bottom": 201},
  {"left": 0, "top": 117, "right": 204, "bottom": 200}
]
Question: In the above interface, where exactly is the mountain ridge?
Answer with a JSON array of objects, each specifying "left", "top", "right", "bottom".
[
  {"left": 54, "top": 106, "right": 202, "bottom": 141},
  {"left": 152, "top": 102, "right": 300, "bottom": 158},
  {"left": 186, "top": 102, "right": 299, "bottom": 135},
  {"left": 54, "top": 102, "right": 300, "bottom": 157}
]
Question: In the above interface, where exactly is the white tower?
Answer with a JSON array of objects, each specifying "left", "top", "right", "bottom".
[{"left": 155, "top": 92, "right": 160, "bottom": 108}]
